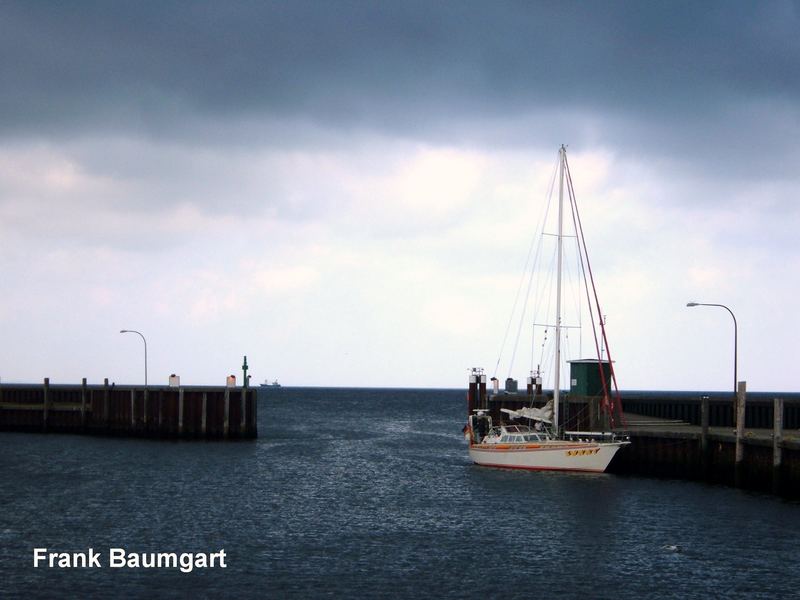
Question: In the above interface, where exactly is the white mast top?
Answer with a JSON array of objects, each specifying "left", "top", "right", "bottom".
[{"left": 553, "top": 145, "right": 566, "bottom": 434}]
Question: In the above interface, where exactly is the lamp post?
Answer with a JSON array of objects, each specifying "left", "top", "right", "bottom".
[
  {"left": 686, "top": 302, "right": 737, "bottom": 423},
  {"left": 120, "top": 329, "right": 148, "bottom": 388}
]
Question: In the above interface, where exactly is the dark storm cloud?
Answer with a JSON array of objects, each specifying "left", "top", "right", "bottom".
[{"left": 2, "top": 1, "right": 798, "bottom": 143}]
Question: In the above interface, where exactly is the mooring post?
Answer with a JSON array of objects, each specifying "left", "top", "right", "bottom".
[
  {"left": 700, "top": 395, "right": 709, "bottom": 459},
  {"left": 131, "top": 389, "right": 136, "bottom": 429},
  {"left": 735, "top": 381, "right": 746, "bottom": 465},
  {"left": 201, "top": 392, "right": 207, "bottom": 437},
  {"left": 80, "top": 378, "right": 87, "bottom": 430},
  {"left": 223, "top": 387, "right": 230, "bottom": 438},
  {"left": 103, "top": 378, "right": 110, "bottom": 429},
  {"left": 178, "top": 387, "right": 184, "bottom": 436},
  {"left": 240, "top": 386, "right": 246, "bottom": 436},
  {"left": 42, "top": 377, "right": 50, "bottom": 432},
  {"left": 157, "top": 389, "right": 163, "bottom": 431},
  {"left": 251, "top": 388, "right": 257, "bottom": 437},
  {"left": 143, "top": 387, "right": 148, "bottom": 427},
  {"left": 773, "top": 398, "right": 783, "bottom": 469}
]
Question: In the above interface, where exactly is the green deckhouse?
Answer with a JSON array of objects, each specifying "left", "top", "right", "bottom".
[{"left": 568, "top": 359, "right": 612, "bottom": 397}]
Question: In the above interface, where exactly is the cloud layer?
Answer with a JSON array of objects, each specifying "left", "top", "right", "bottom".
[{"left": 1, "top": 2, "right": 799, "bottom": 390}]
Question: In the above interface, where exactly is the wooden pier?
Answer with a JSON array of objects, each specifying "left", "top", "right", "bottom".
[
  {"left": 612, "top": 412, "right": 800, "bottom": 491},
  {"left": 474, "top": 378, "right": 800, "bottom": 496},
  {"left": 0, "top": 379, "right": 257, "bottom": 439},
  {"left": 611, "top": 391, "right": 800, "bottom": 496}
]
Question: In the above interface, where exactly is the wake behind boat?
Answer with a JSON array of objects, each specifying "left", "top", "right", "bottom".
[{"left": 464, "top": 146, "right": 629, "bottom": 473}]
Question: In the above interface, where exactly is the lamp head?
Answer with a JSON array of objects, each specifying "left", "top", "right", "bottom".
[
  {"left": 120, "top": 329, "right": 128, "bottom": 333},
  {"left": 686, "top": 302, "right": 699, "bottom": 307}
]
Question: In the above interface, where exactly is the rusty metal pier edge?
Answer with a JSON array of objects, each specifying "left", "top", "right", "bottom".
[{"left": 0, "top": 379, "right": 257, "bottom": 440}]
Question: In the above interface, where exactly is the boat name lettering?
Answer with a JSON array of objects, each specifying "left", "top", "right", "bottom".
[{"left": 566, "top": 448, "right": 600, "bottom": 457}]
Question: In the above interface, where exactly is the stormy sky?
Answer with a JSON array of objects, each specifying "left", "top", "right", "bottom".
[{"left": 1, "top": 1, "right": 798, "bottom": 391}]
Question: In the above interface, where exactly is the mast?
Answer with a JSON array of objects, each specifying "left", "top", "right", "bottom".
[{"left": 553, "top": 145, "right": 565, "bottom": 435}]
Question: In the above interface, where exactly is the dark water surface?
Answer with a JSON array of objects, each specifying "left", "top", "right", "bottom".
[{"left": 2, "top": 387, "right": 798, "bottom": 598}]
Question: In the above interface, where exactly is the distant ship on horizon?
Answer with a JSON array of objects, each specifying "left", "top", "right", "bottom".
[{"left": 260, "top": 379, "right": 281, "bottom": 388}]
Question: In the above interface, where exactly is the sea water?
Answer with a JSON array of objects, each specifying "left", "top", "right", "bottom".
[{"left": 1, "top": 387, "right": 798, "bottom": 598}]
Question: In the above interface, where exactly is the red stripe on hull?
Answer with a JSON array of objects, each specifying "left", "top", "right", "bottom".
[{"left": 472, "top": 461, "right": 606, "bottom": 473}]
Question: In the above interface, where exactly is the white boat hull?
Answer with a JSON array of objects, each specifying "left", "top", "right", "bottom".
[{"left": 469, "top": 440, "right": 628, "bottom": 473}]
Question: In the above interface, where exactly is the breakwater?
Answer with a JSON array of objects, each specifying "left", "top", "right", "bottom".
[
  {"left": 613, "top": 390, "right": 800, "bottom": 496},
  {"left": 473, "top": 383, "right": 800, "bottom": 496},
  {"left": 0, "top": 379, "right": 257, "bottom": 439},
  {"left": 611, "top": 421, "right": 800, "bottom": 496}
]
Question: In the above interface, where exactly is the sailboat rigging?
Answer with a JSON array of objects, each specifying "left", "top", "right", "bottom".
[{"left": 464, "top": 145, "right": 629, "bottom": 473}]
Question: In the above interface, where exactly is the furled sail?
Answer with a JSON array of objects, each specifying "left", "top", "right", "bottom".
[{"left": 501, "top": 400, "right": 553, "bottom": 424}]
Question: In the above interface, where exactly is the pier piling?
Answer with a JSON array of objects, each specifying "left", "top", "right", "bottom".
[
  {"left": 735, "top": 382, "right": 746, "bottom": 465},
  {"left": 103, "top": 378, "right": 110, "bottom": 429},
  {"left": 42, "top": 378, "right": 50, "bottom": 432},
  {"left": 80, "top": 378, "right": 87, "bottom": 430},
  {"left": 202, "top": 392, "right": 208, "bottom": 435},
  {"left": 774, "top": 397, "right": 783, "bottom": 469},
  {"left": 223, "top": 387, "right": 230, "bottom": 438},
  {"left": 700, "top": 395, "right": 709, "bottom": 454},
  {"left": 178, "top": 387, "right": 185, "bottom": 435}
]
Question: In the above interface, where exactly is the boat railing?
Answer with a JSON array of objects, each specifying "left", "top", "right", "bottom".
[{"left": 564, "top": 430, "right": 630, "bottom": 443}]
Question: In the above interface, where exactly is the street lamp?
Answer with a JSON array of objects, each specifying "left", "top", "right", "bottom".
[
  {"left": 686, "top": 302, "right": 738, "bottom": 422},
  {"left": 120, "top": 329, "right": 148, "bottom": 388}
]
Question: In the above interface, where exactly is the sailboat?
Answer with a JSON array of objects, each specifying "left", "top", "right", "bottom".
[{"left": 464, "top": 145, "right": 629, "bottom": 473}]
